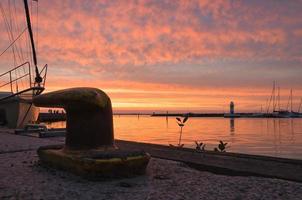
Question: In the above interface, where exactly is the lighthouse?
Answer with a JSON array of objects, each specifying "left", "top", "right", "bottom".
[{"left": 230, "top": 101, "right": 235, "bottom": 115}]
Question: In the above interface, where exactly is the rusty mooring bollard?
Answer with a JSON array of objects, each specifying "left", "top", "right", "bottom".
[
  {"left": 34, "top": 87, "right": 150, "bottom": 179},
  {"left": 34, "top": 87, "right": 114, "bottom": 149}
]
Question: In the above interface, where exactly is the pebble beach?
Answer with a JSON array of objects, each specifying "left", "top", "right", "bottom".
[{"left": 1, "top": 129, "right": 301, "bottom": 200}]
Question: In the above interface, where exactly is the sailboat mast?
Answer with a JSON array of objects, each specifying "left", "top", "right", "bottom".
[
  {"left": 298, "top": 98, "right": 302, "bottom": 113},
  {"left": 267, "top": 82, "right": 275, "bottom": 113},
  {"left": 272, "top": 81, "right": 276, "bottom": 111},
  {"left": 290, "top": 89, "right": 293, "bottom": 112},
  {"left": 23, "top": 0, "right": 42, "bottom": 85},
  {"left": 278, "top": 87, "right": 280, "bottom": 111}
]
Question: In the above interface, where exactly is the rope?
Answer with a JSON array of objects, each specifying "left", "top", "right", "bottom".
[
  {"left": 19, "top": 102, "right": 33, "bottom": 128},
  {"left": 1, "top": 1, "right": 18, "bottom": 66},
  {"left": 0, "top": 2, "right": 14, "bottom": 59},
  {"left": 0, "top": 27, "right": 27, "bottom": 58},
  {"left": 15, "top": 67, "right": 18, "bottom": 92},
  {"left": 13, "top": 0, "right": 25, "bottom": 62},
  {"left": 8, "top": 0, "right": 18, "bottom": 66}
]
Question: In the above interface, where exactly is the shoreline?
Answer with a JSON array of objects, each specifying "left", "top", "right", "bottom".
[{"left": 1, "top": 129, "right": 302, "bottom": 199}]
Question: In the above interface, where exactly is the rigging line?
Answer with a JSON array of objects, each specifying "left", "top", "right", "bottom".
[
  {"left": 8, "top": 0, "right": 17, "bottom": 66},
  {"left": 27, "top": 31, "right": 33, "bottom": 75},
  {"left": 14, "top": 66, "right": 18, "bottom": 92},
  {"left": 17, "top": 62, "right": 26, "bottom": 90},
  {"left": 24, "top": 19, "right": 32, "bottom": 67},
  {"left": 13, "top": 0, "right": 26, "bottom": 64},
  {"left": 9, "top": 0, "right": 26, "bottom": 66},
  {"left": 0, "top": 2, "right": 12, "bottom": 39},
  {"left": 0, "top": 27, "right": 27, "bottom": 58},
  {"left": 23, "top": 63, "right": 28, "bottom": 90},
  {"left": 25, "top": 29, "right": 29, "bottom": 63},
  {"left": 19, "top": 102, "right": 33, "bottom": 128},
  {"left": 1, "top": 2, "right": 18, "bottom": 66},
  {"left": 0, "top": 3, "right": 13, "bottom": 50},
  {"left": 10, "top": 0, "right": 23, "bottom": 64},
  {"left": 16, "top": 63, "right": 24, "bottom": 92},
  {"left": 24, "top": 31, "right": 34, "bottom": 83},
  {"left": 13, "top": 0, "right": 25, "bottom": 62}
]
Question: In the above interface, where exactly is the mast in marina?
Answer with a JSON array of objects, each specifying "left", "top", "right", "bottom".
[
  {"left": 277, "top": 87, "right": 280, "bottom": 111},
  {"left": 298, "top": 98, "right": 302, "bottom": 113},
  {"left": 267, "top": 82, "right": 276, "bottom": 113},
  {"left": 290, "top": 89, "right": 293, "bottom": 112},
  {"left": 286, "top": 89, "right": 291, "bottom": 112},
  {"left": 272, "top": 81, "right": 276, "bottom": 112}
]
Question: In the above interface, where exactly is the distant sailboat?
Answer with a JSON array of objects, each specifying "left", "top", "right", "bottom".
[
  {"left": 268, "top": 84, "right": 302, "bottom": 118},
  {"left": 0, "top": 0, "right": 47, "bottom": 128}
]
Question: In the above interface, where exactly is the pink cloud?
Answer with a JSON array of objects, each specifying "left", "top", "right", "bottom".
[{"left": 1, "top": 0, "right": 302, "bottom": 111}]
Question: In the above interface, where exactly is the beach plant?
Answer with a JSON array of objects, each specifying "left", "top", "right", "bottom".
[
  {"left": 176, "top": 115, "right": 189, "bottom": 147},
  {"left": 195, "top": 141, "right": 206, "bottom": 151},
  {"left": 214, "top": 140, "right": 228, "bottom": 152}
]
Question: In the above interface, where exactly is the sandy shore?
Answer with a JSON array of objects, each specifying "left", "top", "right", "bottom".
[{"left": 0, "top": 130, "right": 301, "bottom": 200}]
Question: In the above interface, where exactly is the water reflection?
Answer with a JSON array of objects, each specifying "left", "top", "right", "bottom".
[
  {"left": 47, "top": 116, "right": 302, "bottom": 159},
  {"left": 230, "top": 118, "right": 235, "bottom": 135}
]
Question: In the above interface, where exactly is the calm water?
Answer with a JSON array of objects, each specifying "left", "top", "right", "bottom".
[{"left": 48, "top": 116, "right": 302, "bottom": 160}]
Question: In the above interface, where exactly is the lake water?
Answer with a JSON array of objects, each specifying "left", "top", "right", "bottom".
[{"left": 48, "top": 116, "right": 302, "bottom": 160}]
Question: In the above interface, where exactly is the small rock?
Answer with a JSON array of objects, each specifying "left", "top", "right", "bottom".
[
  {"left": 118, "top": 182, "right": 133, "bottom": 188},
  {"left": 153, "top": 174, "right": 169, "bottom": 180}
]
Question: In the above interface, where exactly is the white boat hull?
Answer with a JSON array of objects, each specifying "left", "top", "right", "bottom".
[{"left": 0, "top": 98, "right": 39, "bottom": 128}]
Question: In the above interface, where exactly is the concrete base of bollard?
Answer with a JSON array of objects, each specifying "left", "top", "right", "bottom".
[{"left": 37, "top": 145, "right": 150, "bottom": 179}]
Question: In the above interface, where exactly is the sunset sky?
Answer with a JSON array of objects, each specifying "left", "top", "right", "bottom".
[{"left": 1, "top": 0, "right": 302, "bottom": 113}]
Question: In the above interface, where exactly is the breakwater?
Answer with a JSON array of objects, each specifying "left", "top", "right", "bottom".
[
  {"left": 151, "top": 112, "right": 302, "bottom": 118},
  {"left": 38, "top": 111, "right": 302, "bottom": 122}
]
